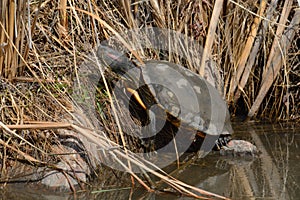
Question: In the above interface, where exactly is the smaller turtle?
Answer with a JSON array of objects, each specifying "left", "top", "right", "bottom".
[{"left": 97, "top": 45, "right": 258, "bottom": 156}]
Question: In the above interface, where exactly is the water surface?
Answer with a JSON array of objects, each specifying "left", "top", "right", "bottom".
[{"left": 1, "top": 123, "right": 299, "bottom": 199}]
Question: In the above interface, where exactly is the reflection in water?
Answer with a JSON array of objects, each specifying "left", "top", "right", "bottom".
[
  {"left": 1, "top": 123, "right": 299, "bottom": 200},
  {"left": 213, "top": 123, "right": 300, "bottom": 200}
]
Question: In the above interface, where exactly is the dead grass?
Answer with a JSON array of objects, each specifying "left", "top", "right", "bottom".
[{"left": 0, "top": 0, "right": 299, "bottom": 198}]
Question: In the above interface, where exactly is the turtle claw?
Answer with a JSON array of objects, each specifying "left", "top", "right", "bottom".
[{"left": 220, "top": 139, "right": 259, "bottom": 156}]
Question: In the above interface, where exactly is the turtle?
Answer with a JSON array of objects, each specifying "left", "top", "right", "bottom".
[{"left": 97, "top": 45, "right": 258, "bottom": 156}]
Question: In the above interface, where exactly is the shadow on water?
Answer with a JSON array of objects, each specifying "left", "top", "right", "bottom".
[{"left": 1, "top": 123, "right": 299, "bottom": 200}]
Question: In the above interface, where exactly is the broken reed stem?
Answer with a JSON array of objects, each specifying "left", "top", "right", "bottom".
[{"left": 248, "top": 7, "right": 300, "bottom": 118}]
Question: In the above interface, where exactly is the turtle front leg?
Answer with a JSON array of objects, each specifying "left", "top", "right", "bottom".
[{"left": 213, "top": 134, "right": 232, "bottom": 151}]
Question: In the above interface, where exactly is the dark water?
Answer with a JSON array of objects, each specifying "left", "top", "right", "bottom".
[{"left": 1, "top": 123, "right": 299, "bottom": 200}]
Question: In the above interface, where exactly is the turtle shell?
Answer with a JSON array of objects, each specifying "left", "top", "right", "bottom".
[
  {"left": 141, "top": 60, "right": 233, "bottom": 137},
  {"left": 97, "top": 45, "right": 232, "bottom": 138}
]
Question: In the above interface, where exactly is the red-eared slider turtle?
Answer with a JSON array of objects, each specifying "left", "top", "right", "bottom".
[{"left": 97, "top": 45, "right": 257, "bottom": 156}]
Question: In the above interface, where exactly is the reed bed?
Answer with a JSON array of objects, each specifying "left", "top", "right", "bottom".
[{"left": 0, "top": 0, "right": 299, "bottom": 198}]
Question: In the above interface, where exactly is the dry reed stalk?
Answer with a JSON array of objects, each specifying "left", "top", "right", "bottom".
[
  {"left": 199, "top": 0, "right": 223, "bottom": 77},
  {"left": 229, "top": 0, "right": 267, "bottom": 101},
  {"left": 12, "top": 76, "right": 70, "bottom": 84},
  {"left": 221, "top": 4, "right": 234, "bottom": 98},
  {"left": 149, "top": 0, "right": 165, "bottom": 27},
  {"left": 73, "top": 7, "right": 144, "bottom": 64},
  {"left": 262, "top": 0, "right": 293, "bottom": 80},
  {"left": 71, "top": 123, "right": 227, "bottom": 199},
  {"left": 1, "top": 32, "right": 76, "bottom": 127},
  {"left": 0, "top": 138, "right": 45, "bottom": 164},
  {"left": 0, "top": 122, "right": 72, "bottom": 130},
  {"left": 248, "top": 6, "right": 299, "bottom": 118},
  {"left": 0, "top": 0, "right": 298, "bottom": 197},
  {"left": 120, "top": 0, "right": 136, "bottom": 29},
  {"left": 1, "top": 0, "right": 27, "bottom": 79},
  {"left": 21, "top": 0, "right": 41, "bottom": 67},
  {"left": 224, "top": 2, "right": 259, "bottom": 103},
  {"left": 177, "top": 1, "right": 193, "bottom": 33},
  {"left": 7, "top": 0, "right": 15, "bottom": 78},
  {"left": 233, "top": 0, "right": 279, "bottom": 104},
  {"left": 109, "top": 152, "right": 154, "bottom": 192},
  {"left": 113, "top": 152, "right": 226, "bottom": 199},
  {"left": 87, "top": 0, "right": 100, "bottom": 46},
  {"left": 95, "top": 50, "right": 136, "bottom": 184},
  {"left": 0, "top": 121, "right": 46, "bottom": 154},
  {"left": 57, "top": 0, "right": 70, "bottom": 44},
  {"left": 59, "top": 0, "right": 67, "bottom": 28},
  {"left": 0, "top": 0, "right": 6, "bottom": 75}
]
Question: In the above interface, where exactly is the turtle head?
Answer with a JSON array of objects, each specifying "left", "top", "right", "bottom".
[{"left": 97, "top": 45, "right": 136, "bottom": 75}]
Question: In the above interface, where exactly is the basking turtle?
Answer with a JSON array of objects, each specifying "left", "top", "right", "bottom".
[{"left": 97, "top": 45, "right": 257, "bottom": 156}]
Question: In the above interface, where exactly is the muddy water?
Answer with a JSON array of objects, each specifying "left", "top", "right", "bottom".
[{"left": 1, "top": 123, "right": 299, "bottom": 200}]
